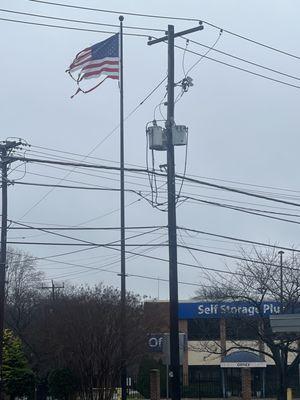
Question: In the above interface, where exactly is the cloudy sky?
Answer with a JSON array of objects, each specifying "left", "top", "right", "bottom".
[{"left": 1, "top": 0, "right": 300, "bottom": 300}]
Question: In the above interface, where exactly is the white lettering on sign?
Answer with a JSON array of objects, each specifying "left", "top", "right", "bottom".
[
  {"left": 196, "top": 302, "right": 281, "bottom": 317},
  {"left": 198, "top": 304, "right": 219, "bottom": 315},
  {"left": 220, "top": 362, "right": 267, "bottom": 368},
  {"left": 148, "top": 337, "right": 163, "bottom": 348},
  {"left": 237, "top": 362, "right": 250, "bottom": 367}
]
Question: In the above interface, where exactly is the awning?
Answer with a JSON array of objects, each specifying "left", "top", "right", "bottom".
[{"left": 220, "top": 351, "right": 267, "bottom": 368}]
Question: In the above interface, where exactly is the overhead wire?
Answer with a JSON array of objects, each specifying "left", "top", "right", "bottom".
[
  {"left": 7, "top": 219, "right": 300, "bottom": 272},
  {"left": 182, "top": 195, "right": 300, "bottom": 220},
  {"left": 186, "top": 37, "right": 300, "bottom": 82},
  {"left": 6, "top": 221, "right": 251, "bottom": 279},
  {"left": 26, "top": 144, "right": 300, "bottom": 197},
  {"left": 7, "top": 238, "right": 295, "bottom": 271},
  {"left": 183, "top": 195, "right": 300, "bottom": 226},
  {"left": 43, "top": 255, "right": 211, "bottom": 288},
  {"left": 0, "top": 8, "right": 164, "bottom": 32},
  {"left": 10, "top": 155, "right": 300, "bottom": 208},
  {"left": 10, "top": 75, "right": 167, "bottom": 221},
  {"left": 18, "top": 152, "right": 300, "bottom": 205},
  {"left": 8, "top": 219, "right": 163, "bottom": 249},
  {"left": 183, "top": 29, "right": 223, "bottom": 76},
  {"left": 178, "top": 226, "right": 300, "bottom": 254},
  {"left": 10, "top": 156, "right": 300, "bottom": 228},
  {"left": 174, "top": 44, "right": 300, "bottom": 90},
  {"left": 28, "top": 0, "right": 300, "bottom": 60},
  {"left": 22, "top": 146, "right": 300, "bottom": 214},
  {"left": 38, "top": 230, "right": 168, "bottom": 275},
  {"left": 9, "top": 225, "right": 165, "bottom": 231},
  {"left": 1, "top": 15, "right": 300, "bottom": 90},
  {"left": 0, "top": 16, "right": 148, "bottom": 37}
]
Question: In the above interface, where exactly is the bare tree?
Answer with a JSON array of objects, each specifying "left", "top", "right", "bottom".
[
  {"left": 5, "top": 247, "right": 45, "bottom": 343},
  {"left": 27, "top": 284, "right": 147, "bottom": 400},
  {"left": 3, "top": 251, "right": 152, "bottom": 400}
]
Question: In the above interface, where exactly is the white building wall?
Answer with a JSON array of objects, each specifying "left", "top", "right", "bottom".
[{"left": 187, "top": 340, "right": 297, "bottom": 366}]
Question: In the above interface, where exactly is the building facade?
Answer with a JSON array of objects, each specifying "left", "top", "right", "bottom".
[{"left": 145, "top": 300, "right": 299, "bottom": 398}]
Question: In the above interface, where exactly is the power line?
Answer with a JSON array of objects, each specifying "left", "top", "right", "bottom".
[
  {"left": 40, "top": 242, "right": 245, "bottom": 278},
  {"left": 6, "top": 239, "right": 289, "bottom": 270},
  {"left": 9, "top": 219, "right": 162, "bottom": 248},
  {"left": 12, "top": 74, "right": 166, "bottom": 221},
  {"left": 175, "top": 172, "right": 300, "bottom": 208},
  {"left": 182, "top": 196, "right": 300, "bottom": 222},
  {"left": 6, "top": 220, "right": 296, "bottom": 271},
  {"left": 27, "top": 144, "right": 300, "bottom": 198},
  {"left": 176, "top": 44, "right": 300, "bottom": 90},
  {"left": 19, "top": 156, "right": 300, "bottom": 205},
  {"left": 28, "top": 0, "right": 201, "bottom": 21},
  {"left": 7, "top": 229, "right": 168, "bottom": 267},
  {"left": 41, "top": 233, "right": 169, "bottom": 279},
  {"left": 178, "top": 226, "right": 300, "bottom": 254},
  {"left": 2, "top": 15, "right": 300, "bottom": 90},
  {"left": 6, "top": 220, "right": 249, "bottom": 277},
  {"left": 9, "top": 156, "right": 300, "bottom": 208},
  {"left": 11, "top": 181, "right": 152, "bottom": 200},
  {"left": 186, "top": 37, "right": 300, "bottom": 82},
  {"left": 9, "top": 161, "right": 300, "bottom": 225},
  {"left": 7, "top": 241, "right": 167, "bottom": 247},
  {"left": 7, "top": 220, "right": 300, "bottom": 254},
  {"left": 184, "top": 196, "right": 300, "bottom": 226},
  {"left": 0, "top": 8, "right": 164, "bottom": 32},
  {"left": 184, "top": 171, "right": 300, "bottom": 196},
  {"left": 9, "top": 225, "right": 166, "bottom": 231},
  {"left": 180, "top": 190, "right": 300, "bottom": 213},
  {"left": 8, "top": 213, "right": 300, "bottom": 273},
  {"left": 28, "top": 0, "right": 300, "bottom": 60},
  {"left": 41, "top": 255, "right": 210, "bottom": 288},
  {"left": 0, "top": 16, "right": 147, "bottom": 37},
  {"left": 5, "top": 229, "right": 298, "bottom": 275},
  {"left": 25, "top": 145, "right": 300, "bottom": 207},
  {"left": 22, "top": 155, "right": 300, "bottom": 210},
  {"left": 40, "top": 238, "right": 167, "bottom": 278}
]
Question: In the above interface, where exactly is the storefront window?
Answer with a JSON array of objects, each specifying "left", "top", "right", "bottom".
[
  {"left": 188, "top": 318, "right": 220, "bottom": 340},
  {"left": 226, "top": 317, "right": 259, "bottom": 340}
]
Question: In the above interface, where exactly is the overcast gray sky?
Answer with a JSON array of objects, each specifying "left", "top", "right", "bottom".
[{"left": 1, "top": 0, "right": 300, "bottom": 300}]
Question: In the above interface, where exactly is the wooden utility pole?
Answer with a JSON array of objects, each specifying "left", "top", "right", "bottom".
[
  {"left": 40, "top": 280, "right": 64, "bottom": 301},
  {"left": 148, "top": 23, "right": 203, "bottom": 400},
  {"left": 0, "top": 140, "right": 22, "bottom": 400}
]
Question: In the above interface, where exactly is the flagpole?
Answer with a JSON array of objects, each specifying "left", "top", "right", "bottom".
[{"left": 119, "top": 15, "right": 127, "bottom": 400}]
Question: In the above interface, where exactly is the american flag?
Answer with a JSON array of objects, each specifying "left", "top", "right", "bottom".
[{"left": 67, "top": 33, "right": 119, "bottom": 95}]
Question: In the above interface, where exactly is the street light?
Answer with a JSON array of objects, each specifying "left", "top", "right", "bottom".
[{"left": 278, "top": 251, "right": 284, "bottom": 313}]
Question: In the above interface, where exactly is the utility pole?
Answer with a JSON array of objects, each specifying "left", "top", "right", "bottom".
[
  {"left": 40, "top": 280, "right": 64, "bottom": 301},
  {"left": 0, "top": 140, "right": 22, "bottom": 400},
  {"left": 148, "top": 23, "right": 203, "bottom": 400}
]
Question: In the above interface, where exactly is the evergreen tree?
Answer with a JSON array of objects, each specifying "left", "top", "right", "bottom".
[{"left": 3, "top": 329, "right": 35, "bottom": 399}]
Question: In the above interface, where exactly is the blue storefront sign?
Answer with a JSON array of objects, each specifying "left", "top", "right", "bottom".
[{"left": 179, "top": 301, "right": 281, "bottom": 319}]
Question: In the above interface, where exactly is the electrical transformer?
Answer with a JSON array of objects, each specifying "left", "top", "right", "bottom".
[
  {"left": 147, "top": 125, "right": 167, "bottom": 151},
  {"left": 172, "top": 125, "right": 188, "bottom": 146}
]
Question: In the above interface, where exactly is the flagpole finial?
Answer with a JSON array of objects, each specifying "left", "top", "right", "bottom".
[{"left": 119, "top": 15, "right": 124, "bottom": 22}]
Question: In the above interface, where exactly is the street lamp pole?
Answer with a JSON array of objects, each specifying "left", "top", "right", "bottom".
[{"left": 278, "top": 250, "right": 284, "bottom": 313}]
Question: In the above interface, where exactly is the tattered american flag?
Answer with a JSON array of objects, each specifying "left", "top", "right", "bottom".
[{"left": 67, "top": 33, "right": 119, "bottom": 96}]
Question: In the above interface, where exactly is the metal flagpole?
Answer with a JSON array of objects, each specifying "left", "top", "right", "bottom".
[{"left": 119, "top": 14, "right": 127, "bottom": 400}]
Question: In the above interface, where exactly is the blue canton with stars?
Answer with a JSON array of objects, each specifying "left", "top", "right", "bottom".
[{"left": 91, "top": 33, "right": 119, "bottom": 60}]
